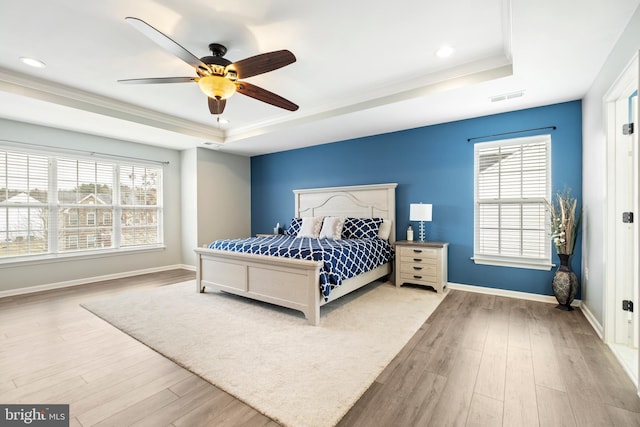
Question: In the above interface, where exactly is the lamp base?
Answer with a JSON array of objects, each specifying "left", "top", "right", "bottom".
[{"left": 418, "top": 221, "right": 427, "bottom": 242}]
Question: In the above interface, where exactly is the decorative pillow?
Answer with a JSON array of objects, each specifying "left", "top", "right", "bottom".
[
  {"left": 341, "top": 217, "right": 384, "bottom": 239},
  {"left": 378, "top": 219, "right": 393, "bottom": 240},
  {"left": 296, "top": 217, "right": 324, "bottom": 238},
  {"left": 285, "top": 218, "right": 302, "bottom": 236},
  {"left": 319, "top": 216, "right": 345, "bottom": 239}
]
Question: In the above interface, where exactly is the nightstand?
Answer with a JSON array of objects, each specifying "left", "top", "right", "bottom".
[{"left": 394, "top": 241, "right": 448, "bottom": 293}]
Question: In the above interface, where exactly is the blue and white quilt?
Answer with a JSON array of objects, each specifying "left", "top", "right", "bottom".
[{"left": 208, "top": 235, "right": 393, "bottom": 300}]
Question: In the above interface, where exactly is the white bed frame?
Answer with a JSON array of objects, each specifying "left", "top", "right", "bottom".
[{"left": 194, "top": 183, "right": 397, "bottom": 325}]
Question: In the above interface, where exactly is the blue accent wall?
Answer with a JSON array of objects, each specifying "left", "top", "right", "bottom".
[{"left": 251, "top": 100, "right": 582, "bottom": 296}]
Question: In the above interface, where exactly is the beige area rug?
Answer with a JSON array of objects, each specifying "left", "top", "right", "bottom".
[{"left": 82, "top": 280, "right": 446, "bottom": 427}]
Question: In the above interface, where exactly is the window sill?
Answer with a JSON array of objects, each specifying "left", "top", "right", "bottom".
[
  {"left": 0, "top": 246, "right": 166, "bottom": 268},
  {"left": 471, "top": 256, "right": 553, "bottom": 271}
]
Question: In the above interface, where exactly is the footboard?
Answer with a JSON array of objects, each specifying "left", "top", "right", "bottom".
[{"left": 195, "top": 247, "right": 324, "bottom": 325}]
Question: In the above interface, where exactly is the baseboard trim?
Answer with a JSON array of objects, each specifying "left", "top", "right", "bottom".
[
  {"left": 447, "top": 282, "right": 582, "bottom": 307},
  {"left": 579, "top": 301, "right": 604, "bottom": 339},
  {"left": 0, "top": 264, "right": 193, "bottom": 299},
  {"left": 608, "top": 342, "right": 639, "bottom": 388}
]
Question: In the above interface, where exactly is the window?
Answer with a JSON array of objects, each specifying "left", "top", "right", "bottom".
[
  {"left": 68, "top": 211, "right": 78, "bottom": 226},
  {"left": 66, "top": 235, "right": 78, "bottom": 250},
  {"left": 0, "top": 151, "right": 49, "bottom": 257},
  {"left": 0, "top": 145, "right": 163, "bottom": 261},
  {"left": 119, "top": 165, "right": 161, "bottom": 247},
  {"left": 102, "top": 211, "right": 112, "bottom": 226},
  {"left": 473, "top": 135, "right": 551, "bottom": 270}
]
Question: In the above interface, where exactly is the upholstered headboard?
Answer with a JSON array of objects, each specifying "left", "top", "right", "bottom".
[{"left": 293, "top": 183, "right": 397, "bottom": 243}]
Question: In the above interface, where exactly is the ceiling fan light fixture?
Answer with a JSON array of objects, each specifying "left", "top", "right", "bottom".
[{"left": 197, "top": 75, "right": 236, "bottom": 99}]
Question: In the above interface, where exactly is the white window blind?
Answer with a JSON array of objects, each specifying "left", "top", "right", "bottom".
[
  {"left": 0, "top": 151, "right": 49, "bottom": 257},
  {"left": 473, "top": 135, "right": 551, "bottom": 269},
  {"left": 119, "top": 165, "right": 161, "bottom": 248},
  {"left": 57, "top": 158, "right": 115, "bottom": 253},
  {"left": 0, "top": 145, "right": 163, "bottom": 261}
]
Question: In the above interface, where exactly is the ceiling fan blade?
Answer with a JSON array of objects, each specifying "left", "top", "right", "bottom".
[
  {"left": 235, "top": 81, "right": 298, "bottom": 111},
  {"left": 208, "top": 97, "right": 227, "bottom": 115},
  {"left": 125, "top": 17, "right": 211, "bottom": 74},
  {"left": 228, "top": 50, "right": 296, "bottom": 79},
  {"left": 118, "top": 77, "right": 196, "bottom": 84}
]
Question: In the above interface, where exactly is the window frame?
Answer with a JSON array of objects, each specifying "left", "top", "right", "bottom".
[
  {"left": 472, "top": 134, "right": 553, "bottom": 271},
  {"left": 0, "top": 144, "right": 164, "bottom": 264}
]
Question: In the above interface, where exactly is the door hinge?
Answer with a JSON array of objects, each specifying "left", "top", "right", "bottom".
[
  {"left": 623, "top": 300, "right": 634, "bottom": 312},
  {"left": 623, "top": 212, "right": 634, "bottom": 223},
  {"left": 623, "top": 123, "right": 634, "bottom": 135}
]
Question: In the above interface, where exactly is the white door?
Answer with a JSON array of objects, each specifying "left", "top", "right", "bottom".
[
  {"left": 605, "top": 53, "right": 639, "bottom": 386},
  {"left": 613, "top": 83, "right": 637, "bottom": 347}
]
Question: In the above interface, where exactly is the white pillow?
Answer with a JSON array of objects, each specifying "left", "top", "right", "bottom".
[
  {"left": 297, "top": 217, "right": 324, "bottom": 238},
  {"left": 378, "top": 219, "right": 393, "bottom": 240},
  {"left": 319, "top": 216, "right": 345, "bottom": 239}
]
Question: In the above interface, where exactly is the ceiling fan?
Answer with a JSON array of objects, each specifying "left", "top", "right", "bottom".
[{"left": 118, "top": 17, "right": 299, "bottom": 115}]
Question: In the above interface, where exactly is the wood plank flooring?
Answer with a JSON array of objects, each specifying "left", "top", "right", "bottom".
[
  {"left": 339, "top": 288, "right": 640, "bottom": 427},
  {"left": 1, "top": 270, "right": 640, "bottom": 426}
]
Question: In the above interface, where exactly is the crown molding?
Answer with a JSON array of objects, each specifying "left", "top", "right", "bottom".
[{"left": 0, "top": 67, "right": 225, "bottom": 143}]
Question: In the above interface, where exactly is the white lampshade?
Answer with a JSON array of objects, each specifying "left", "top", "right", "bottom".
[{"left": 410, "top": 203, "right": 432, "bottom": 222}]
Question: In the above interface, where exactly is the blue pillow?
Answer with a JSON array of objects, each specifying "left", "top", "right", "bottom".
[
  {"left": 341, "top": 217, "right": 383, "bottom": 239},
  {"left": 285, "top": 218, "right": 302, "bottom": 236}
]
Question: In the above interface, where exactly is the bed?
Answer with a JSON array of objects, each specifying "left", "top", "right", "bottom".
[{"left": 194, "top": 183, "right": 397, "bottom": 325}]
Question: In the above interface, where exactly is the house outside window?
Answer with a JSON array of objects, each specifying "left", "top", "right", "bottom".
[
  {"left": 473, "top": 134, "right": 552, "bottom": 270},
  {"left": 0, "top": 145, "right": 163, "bottom": 261}
]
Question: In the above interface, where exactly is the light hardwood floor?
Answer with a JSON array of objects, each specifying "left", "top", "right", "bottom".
[{"left": 1, "top": 270, "right": 640, "bottom": 426}]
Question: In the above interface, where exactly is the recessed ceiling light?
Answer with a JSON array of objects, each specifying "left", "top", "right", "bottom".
[
  {"left": 435, "top": 45, "right": 454, "bottom": 58},
  {"left": 19, "top": 56, "right": 46, "bottom": 68}
]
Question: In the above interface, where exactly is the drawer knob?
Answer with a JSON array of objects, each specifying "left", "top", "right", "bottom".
[
  {"left": 413, "top": 249, "right": 423, "bottom": 253},
  {"left": 413, "top": 266, "right": 423, "bottom": 270},
  {"left": 413, "top": 275, "right": 423, "bottom": 279},
  {"left": 413, "top": 258, "right": 422, "bottom": 262}
]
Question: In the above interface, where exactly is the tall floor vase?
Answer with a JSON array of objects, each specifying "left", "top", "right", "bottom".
[{"left": 552, "top": 253, "right": 579, "bottom": 311}]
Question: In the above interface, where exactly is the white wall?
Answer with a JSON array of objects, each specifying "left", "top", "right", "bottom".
[
  {"left": 582, "top": 7, "right": 640, "bottom": 326},
  {"left": 180, "top": 147, "right": 251, "bottom": 266},
  {"left": 0, "top": 118, "right": 183, "bottom": 292}
]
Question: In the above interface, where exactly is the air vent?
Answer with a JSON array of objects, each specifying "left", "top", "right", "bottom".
[{"left": 490, "top": 90, "right": 525, "bottom": 103}]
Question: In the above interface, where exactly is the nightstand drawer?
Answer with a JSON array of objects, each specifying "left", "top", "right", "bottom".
[
  {"left": 400, "top": 263, "right": 437, "bottom": 278},
  {"left": 399, "top": 254, "right": 437, "bottom": 266},
  {"left": 398, "top": 246, "right": 440, "bottom": 259},
  {"left": 399, "top": 272, "right": 438, "bottom": 286}
]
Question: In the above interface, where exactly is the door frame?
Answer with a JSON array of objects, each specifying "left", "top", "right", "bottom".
[{"left": 604, "top": 51, "right": 639, "bottom": 387}]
